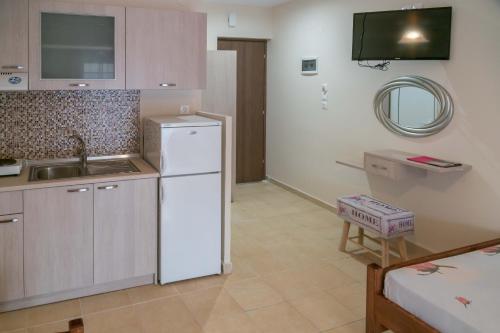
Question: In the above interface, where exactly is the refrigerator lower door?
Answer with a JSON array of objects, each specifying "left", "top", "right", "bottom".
[{"left": 159, "top": 173, "right": 222, "bottom": 284}]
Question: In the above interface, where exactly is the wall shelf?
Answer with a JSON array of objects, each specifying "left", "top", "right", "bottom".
[
  {"left": 337, "top": 149, "right": 471, "bottom": 181},
  {"left": 366, "top": 150, "right": 472, "bottom": 174}
]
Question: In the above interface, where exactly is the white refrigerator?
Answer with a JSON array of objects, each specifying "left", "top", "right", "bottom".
[{"left": 144, "top": 115, "right": 222, "bottom": 284}]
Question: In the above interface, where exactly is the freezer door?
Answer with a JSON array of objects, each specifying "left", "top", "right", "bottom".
[
  {"left": 159, "top": 173, "right": 221, "bottom": 284},
  {"left": 161, "top": 125, "right": 221, "bottom": 176}
]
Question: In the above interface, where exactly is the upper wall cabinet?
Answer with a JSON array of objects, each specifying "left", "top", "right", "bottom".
[
  {"left": 126, "top": 8, "right": 207, "bottom": 90},
  {"left": 0, "top": 0, "right": 29, "bottom": 72},
  {"left": 29, "top": 0, "right": 125, "bottom": 90}
]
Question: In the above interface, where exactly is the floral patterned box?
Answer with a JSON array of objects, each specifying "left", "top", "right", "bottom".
[{"left": 337, "top": 195, "right": 414, "bottom": 239}]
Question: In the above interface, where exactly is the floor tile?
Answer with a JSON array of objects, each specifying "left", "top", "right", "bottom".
[
  {"left": 289, "top": 291, "right": 360, "bottom": 331},
  {"left": 174, "top": 275, "right": 228, "bottom": 294},
  {"left": 181, "top": 286, "right": 244, "bottom": 326},
  {"left": 25, "top": 300, "right": 81, "bottom": 327},
  {"left": 260, "top": 269, "right": 323, "bottom": 301},
  {"left": 247, "top": 302, "right": 318, "bottom": 333},
  {"left": 83, "top": 306, "right": 142, "bottom": 333},
  {"left": 26, "top": 320, "right": 71, "bottom": 333},
  {"left": 224, "top": 278, "right": 283, "bottom": 311},
  {"left": 80, "top": 290, "right": 131, "bottom": 315},
  {"left": 135, "top": 296, "right": 202, "bottom": 333},
  {"left": 326, "top": 283, "right": 366, "bottom": 311},
  {"left": 202, "top": 312, "right": 260, "bottom": 333},
  {"left": 127, "top": 284, "right": 179, "bottom": 304},
  {"left": 323, "top": 319, "right": 366, "bottom": 333},
  {"left": 0, "top": 309, "right": 28, "bottom": 332}
]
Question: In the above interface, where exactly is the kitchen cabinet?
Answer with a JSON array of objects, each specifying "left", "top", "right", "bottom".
[
  {"left": 0, "top": 214, "right": 24, "bottom": 302},
  {"left": 0, "top": 0, "right": 29, "bottom": 72},
  {"left": 126, "top": 7, "right": 207, "bottom": 90},
  {"left": 29, "top": 0, "right": 125, "bottom": 90},
  {"left": 24, "top": 185, "right": 93, "bottom": 297},
  {"left": 94, "top": 179, "right": 157, "bottom": 284}
]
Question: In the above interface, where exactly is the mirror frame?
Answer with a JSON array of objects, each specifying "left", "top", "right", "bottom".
[{"left": 374, "top": 76, "right": 454, "bottom": 137}]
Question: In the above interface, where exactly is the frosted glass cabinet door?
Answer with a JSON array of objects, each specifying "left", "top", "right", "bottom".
[{"left": 29, "top": 0, "right": 125, "bottom": 90}]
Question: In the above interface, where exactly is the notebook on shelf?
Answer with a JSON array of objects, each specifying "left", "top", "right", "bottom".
[{"left": 407, "top": 156, "right": 462, "bottom": 168}]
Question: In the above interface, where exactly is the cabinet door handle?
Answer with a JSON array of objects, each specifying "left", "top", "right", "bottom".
[
  {"left": 67, "top": 188, "right": 89, "bottom": 193},
  {"left": 97, "top": 185, "right": 119, "bottom": 190},
  {"left": 159, "top": 83, "right": 176, "bottom": 87},
  {"left": 0, "top": 218, "right": 19, "bottom": 224},
  {"left": 69, "top": 83, "right": 89, "bottom": 87},
  {"left": 1, "top": 65, "right": 24, "bottom": 70},
  {"left": 371, "top": 164, "right": 388, "bottom": 171}
]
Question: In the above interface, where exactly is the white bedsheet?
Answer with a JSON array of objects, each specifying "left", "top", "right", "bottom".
[{"left": 384, "top": 244, "right": 500, "bottom": 333}]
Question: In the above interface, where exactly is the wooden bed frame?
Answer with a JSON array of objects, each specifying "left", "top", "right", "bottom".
[{"left": 366, "top": 238, "right": 500, "bottom": 333}]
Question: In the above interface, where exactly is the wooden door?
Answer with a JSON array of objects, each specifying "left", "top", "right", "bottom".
[
  {"left": 24, "top": 185, "right": 93, "bottom": 297},
  {"left": 218, "top": 39, "right": 266, "bottom": 183},
  {"left": 126, "top": 7, "right": 207, "bottom": 90},
  {"left": 0, "top": 0, "right": 28, "bottom": 72},
  {"left": 93, "top": 179, "right": 157, "bottom": 284},
  {"left": 29, "top": 0, "right": 125, "bottom": 90},
  {"left": 0, "top": 214, "right": 24, "bottom": 302}
]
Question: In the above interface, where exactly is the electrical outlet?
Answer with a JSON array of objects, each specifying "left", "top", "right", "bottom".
[{"left": 180, "top": 105, "right": 190, "bottom": 114}]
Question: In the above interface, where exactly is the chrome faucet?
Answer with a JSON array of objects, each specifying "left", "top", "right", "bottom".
[{"left": 67, "top": 131, "right": 87, "bottom": 169}]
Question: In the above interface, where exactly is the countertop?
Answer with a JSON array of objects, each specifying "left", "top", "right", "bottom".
[{"left": 0, "top": 157, "right": 159, "bottom": 193}]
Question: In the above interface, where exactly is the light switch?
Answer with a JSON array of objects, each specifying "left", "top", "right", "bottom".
[{"left": 321, "top": 83, "right": 328, "bottom": 110}]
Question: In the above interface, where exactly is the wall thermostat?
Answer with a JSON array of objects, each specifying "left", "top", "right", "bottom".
[{"left": 301, "top": 57, "right": 318, "bottom": 75}]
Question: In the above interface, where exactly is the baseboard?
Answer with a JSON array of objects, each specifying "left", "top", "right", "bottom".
[
  {"left": 222, "top": 262, "right": 233, "bottom": 274},
  {"left": 266, "top": 176, "right": 338, "bottom": 214},
  {"left": 0, "top": 275, "right": 155, "bottom": 312},
  {"left": 266, "top": 176, "right": 432, "bottom": 256}
]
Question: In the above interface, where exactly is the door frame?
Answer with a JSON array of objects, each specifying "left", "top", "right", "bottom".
[{"left": 217, "top": 38, "right": 268, "bottom": 183}]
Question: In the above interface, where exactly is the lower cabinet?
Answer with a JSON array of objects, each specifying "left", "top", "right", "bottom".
[
  {"left": 21, "top": 177, "right": 157, "bottom": 300},
  {"left": 24, "top": 185, "right": 93, "bottom": 297},
  {"left": 93, "top": 179, "right": 157, "bottom": 284},
  {"left": 0, "top": 214, "right": 24, "bottom": 302}
]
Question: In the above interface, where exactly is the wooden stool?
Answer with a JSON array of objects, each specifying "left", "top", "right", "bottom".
[
  {"left": 337, "top": 195, "right": 415, "bottom": 268},
  {"left": 339, "top": 222, "right": 408, "bottom": 267}
]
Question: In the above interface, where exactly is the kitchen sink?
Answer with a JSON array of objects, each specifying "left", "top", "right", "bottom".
[
  {"left": 29, "top": 159, "right": 140, "bottom": 182},
  {"left": 32, "top": 164, "right": 83, "bottom": 181}
]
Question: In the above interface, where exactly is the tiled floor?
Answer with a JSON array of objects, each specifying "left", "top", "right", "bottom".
[{"left": 1, "top": 181, "right": 422, "bottom": 333}]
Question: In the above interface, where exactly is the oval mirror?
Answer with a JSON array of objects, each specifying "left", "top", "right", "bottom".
[{"left": 374, "top": 76, "right": 454, "bottom": 137}]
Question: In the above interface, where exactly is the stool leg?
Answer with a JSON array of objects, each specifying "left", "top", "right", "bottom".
[
  {"left": 381, "top": 239, "right": 390, "bottom": 268},
  {"left": 358, "top": 227, "right": 365, "bottom": 246},
  {"left": 339, "top": 221, "right": 351, "bottom": 252},
  {"left": 397, "top": 237, "right": 409, "bottom": 261}
]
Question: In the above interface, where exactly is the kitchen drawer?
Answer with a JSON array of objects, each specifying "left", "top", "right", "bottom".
[
  {"left": 0, "top": 191, "right": 23, "bottom": 216},
  {"left": 364, "top": 155, "right": 399, "bottom": 180}
]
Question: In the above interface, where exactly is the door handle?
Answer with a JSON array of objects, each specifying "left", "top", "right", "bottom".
[
  {"left": 159, "top": 83, "right": 176, "bottom": 87},
  {"left": 1, "top": 65, "right": 24, "bottom": 70},
  {"left": 69, "top": 83, "right": 90, "bottom": 87},
  {"left": 97, "top": 185, "right": 119, "bottom": 190},
  {"left": 67, "top": 188, "right": 89, "bottom": 193},
  {"left": 0, "top": 218, "right": 19, "bottom": 224}
]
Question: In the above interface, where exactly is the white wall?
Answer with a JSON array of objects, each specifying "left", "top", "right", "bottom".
[
  {"left": 196, "top": 3, "right": 273, "bottom": 49},
  {"left": 267, "top": 0, "right": 500, "bottom": 251}
]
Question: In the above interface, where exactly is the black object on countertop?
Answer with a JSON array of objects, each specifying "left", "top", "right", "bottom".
[{"left": 0, "top": 159, "right": 16, "bottom": 166}]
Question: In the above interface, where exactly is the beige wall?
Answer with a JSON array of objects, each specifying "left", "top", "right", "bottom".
[{"left": 267, "top": 0, "right": 500, "bottom": 252}]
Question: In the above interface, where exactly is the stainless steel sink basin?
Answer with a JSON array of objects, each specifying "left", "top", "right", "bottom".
[
  {"left": 30, "top": 164, "right": 84, "bottom": 181},
  {"left": 29, "top": 159, "right": 139, "bottom": 182}
]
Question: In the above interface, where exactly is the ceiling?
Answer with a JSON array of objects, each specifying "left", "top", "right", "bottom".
[{"left": 203, "top": 0, "right": 292, "bottom": 7}]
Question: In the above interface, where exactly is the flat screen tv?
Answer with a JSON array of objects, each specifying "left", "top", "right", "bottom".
[{"left": 352, "top": 7, "right": 452, "bottom": 61}]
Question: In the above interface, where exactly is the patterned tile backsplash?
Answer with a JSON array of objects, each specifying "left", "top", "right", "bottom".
[{"left": 0, "top": 90, "right": 140, "bottom": 160}]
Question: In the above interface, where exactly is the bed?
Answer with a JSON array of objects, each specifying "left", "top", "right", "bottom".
[{"left": 366, "top": 238, "right": 500, "bottom": 333}]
